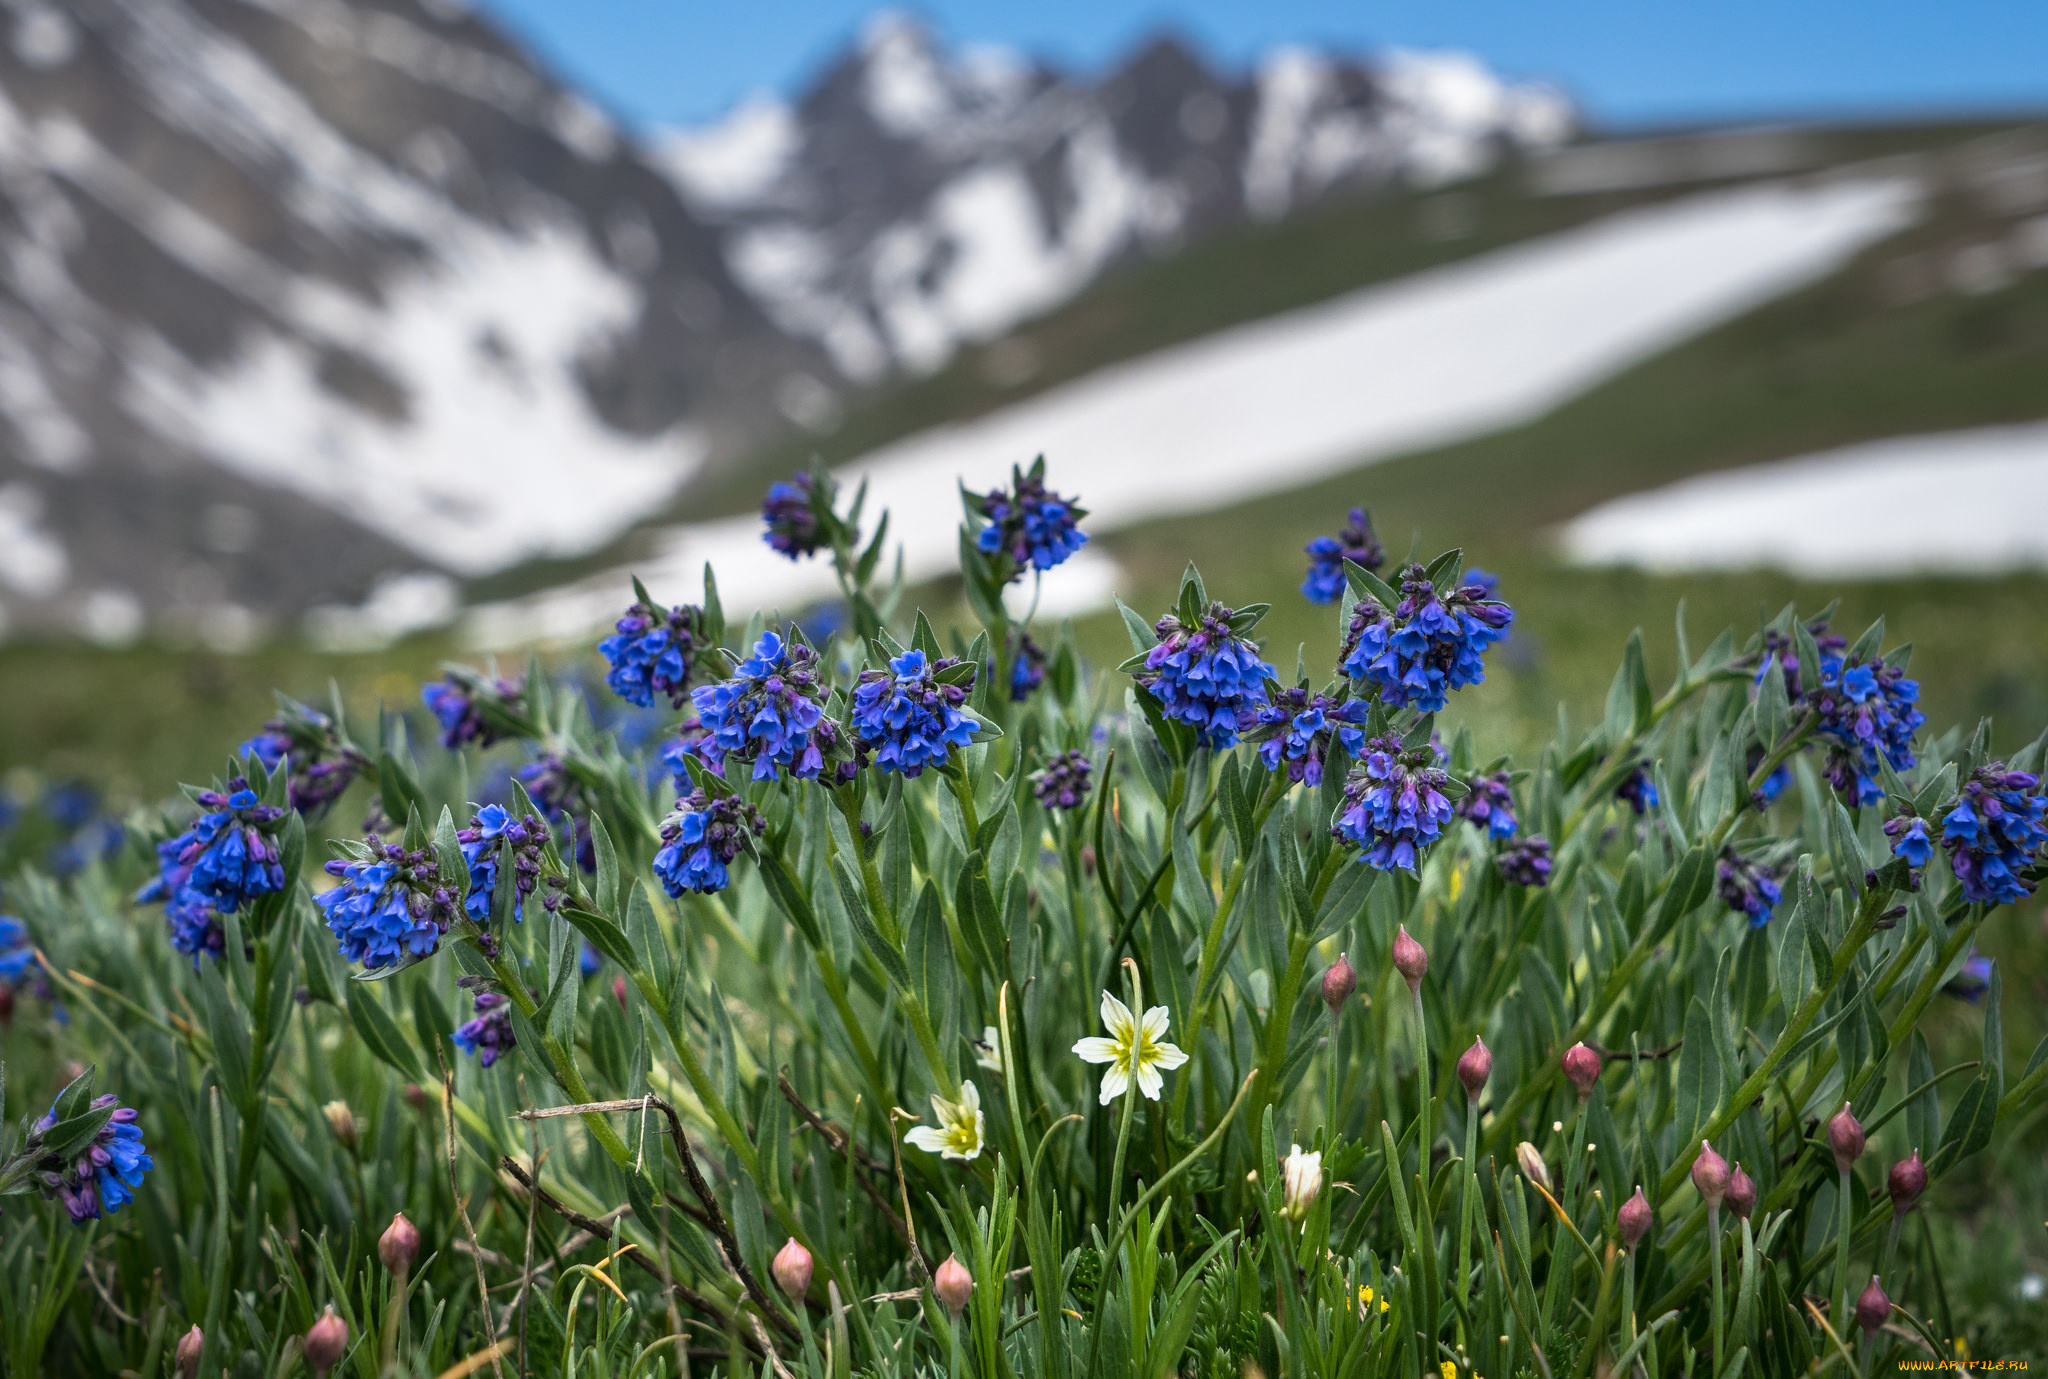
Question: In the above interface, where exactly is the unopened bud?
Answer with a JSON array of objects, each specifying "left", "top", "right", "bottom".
[
  {"left": 176, "top": 1325, "right": 203, "bottom": 1379},
  {"left": 1617, "top": 1186, "right": 1653, "bottom": 1250},
  {"left": 1691, "top": 1141, "right": 1729, "bottom": 1209},
  {"left": 402, "top": 1084, "right": 431, "bottom": 1113},
  {"left": 1827, "top": 1102, "right": 1866, "bottom": 1173},
  {"left": 1280, "top": 1144, "right": 1324, "bottom": 1222},
  {"left": 612, "top": 974, "right": 629, "bottom": 1009},
  {"left": 1726, "top": 1163, "right": 1756, "bottom": 1221},
  {"left": 933, "top": 1254, "right": 973, "bottom": 1318},
  {"left": 322, "top": 1100, "right": 357, "bottom": 1149},
  {"left": 1560, "top": 1042, "right": 1601, "bottom": 1101},
  {"left": 1456, "top": 1037, "right": 1492, "bottom": 1101},
  {"left": 772, "top": 1238, "right": 814, "bottom": 1300},
  {"left": 1391, "top": 926, "right": 1427, "bottom": 993},
  {"left": 1888, "top": 1150, "right": 1927, "bottom": 1216},
  {"left": 1515, "top": 1141, "right": 1551, "bottom": 1194},
  {"left": 1321, "top": 954, "right": 1357, "bottom": 1014},
  {"left": 379, "top": 1212, "right": 420, "bottom": 1274},
  {"left": 304, "top": 1306, "right": 349, "bottom": 1376},
  {"left": 1855, "top": 1275, "right": 1891, "bottom": 1336}
]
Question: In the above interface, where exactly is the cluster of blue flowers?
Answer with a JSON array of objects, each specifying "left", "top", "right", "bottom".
[
  {"left": 852, "top": 649, "right": 978, "bottom": 777},
  {"left": 1746, "top": 747, "right": 1793, "bottom": 810},
  {"left": 139, "top": 782, "right": 287, "bottom": 951},
  {"left": 1807, "top": 654, "right": 1924, "bottom": 805},
  {"left": 600, "top": 598, "right": 707, "bottom": 709},
  {"left": 1498, "top": 836, "right": 1553, "bottom": 887},
  {"left": 452, "top": 990, "right": 516, "bottom": 1067},
  {"left": 692, "top": 632, "right": 839, "bottom": 782},
  {"left": 1332, "top": 735, "right": 1456, "bottom": 872},
  {"left": 1457, "top": 770, "right": 1518, "bottom": 838},
  {"left": 1300, "top": 507, "right": 1384, "bottom": 604},
  {"left": 0, "top": 915, "right": 36, "bottom": 988},
  {"left": 1247, "top": 689, "right": 1370, "bottom": 787},
  {"left": 1011, "top": 632, "right": 1046, "bottom": 702},
  {"left": 974, "top": 464, "right": 1087, "bottom": 579},
  {"left": 422, "top": 673, "right": 523, "bottom": 751},
  {"left": 1615, "top": 765, "right": 1659, "bottom": 815},
  {"left": 762, "top": 472, "right": 832, "bottom": 560},
  {"left": 458, "top": 805, "right": 552, "bottom": 923},
  {"left": 1135, "top": 603, "right": 1274, "bottom": 749},
  {"left": 1716, "top": 850, "right": 1782, "bottom": 926},
  {"left": 661, "top": 720, "right": 713, "bottom": 792},
  {"left": 1943, "top": 948, "right": 1994, "bottom": 1002},
  {"left": 514, "top": 755, "right": 598, "bottom": 874},
  {"left": 237, "top": 708, "right": 363, "bottom": 815},
  {"left": 33, "top": 1094, "right": 152, "bottom": 1223},
  {"left": 1032, "top": 750, "right": 1093, "bottom": 812},
  {"left": 1938, "top": 764, "right": 2048, "bottom": 905},
  {"left": 1340, "top": 564, "right": 1514, "bottom": 713},
  {"left": 317, "top": 844, "right": 459, "bottom": 971},
  {"left": 653, "top": 791, "right": 766, "bottom": 896}
]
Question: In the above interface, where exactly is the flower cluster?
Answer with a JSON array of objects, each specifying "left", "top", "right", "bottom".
[
  {"left": 1805, "top": 653, "right": 1924, "bottom": 805},
  {"left": 1340, "top": 565, "right": 1514, "bottom": 713},
  {"left": 1940, "top": 764, "right": 2048, "bottom": 905},
  {"left": 1615, "top": 765, "right": 1659, "bottom": 815},
  {"left": 762, "top": 472, "right": 837, "bottom": 560},
  {"left": 1011, "top": 631, "right": 1046, "bottom": 702},
  {"left": 237, "top": 707, "right": 364, "bottom": 815},
  {"left": 452, "top": 991, "right": 516, "bottom": 1068},
  {"left": 653, "top": 791, "right": 765, "bottom": 896},
  {"left": 513, "top": 755, "right": 595, "bottom": 873},
  {"left": 974, "top": 465, "right": 1087, "bottom": 579},
  {"left": 1716, "top": 850, "right": 1782, "bottom": 927},
  {"left": 422, "top": 673, "right": 523, "bottom": 751},
  {"left": 1332, "top": 735, "right": 1456, "bottom": 872},
  {"left": 1032, "top": 750, "right": 1093, "bottom": 811},
  {"left": 1457, "top": 770, "right": 1518, "bottom": 838},
  {"left": 1135, "top": 604, "right": 1274, "bottom": 749},
  {"left": 32, "top": 1095, "right": 152, "bottom": 1223},
  {"left": 1300, "top": 507, "right": 1384, "bottom": 604},
  {"left": 599, "top": 598, "right": 707, "bottom": 709},
  {"left": 316, "top": 841, "right": 464, "bottom": 971},
  {"left": 142, "top": 780, "right": 287, "bottom": 916},
  {"left": 1943, "top": 948, "right": 1994, "bottom": 1002},
  {"left": 0, "top": 915, "right": 36, "bottom": 988},
  {"left": 692, "top": 632, "right": 835, "bottom": 782},
  {"left": 1886, "top": 812, "right": 1934, "bottom": 867},
  {"left": 459, "top": 805, "right": 553, "bottom": 923},
  {"left": 1755, "top": 619, "right": 1847, "bottom": 695},
  {"left": 661, "top": 720, "right": 715, "bottom": 792},
  {"left": 1498, "top": 836, "right": 1553, "bottom": 887},
  {"left": 1246, "top": 689, "right": 1370, "bottom": 787},
  {"left": 852, "top": 648, "right": 977, "bottom": 777}
]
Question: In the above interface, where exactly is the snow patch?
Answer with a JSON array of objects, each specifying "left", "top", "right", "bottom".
[
  {"left": 304, "top": 571, "right": 461, "bottom": 650},
  {"left": 1559, "top": 422, "right": 2048, "bottom": 577},
  {"left": 0, "top": 483, "right": 67, "bottom": 596},
  {"left": 653, "top": 94, "right": 801, "bottom": 211},
  {"left": 860, "top": 12, "right": 955, "bottom": 137}
]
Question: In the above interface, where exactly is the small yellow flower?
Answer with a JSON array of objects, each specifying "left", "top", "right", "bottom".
[
  {"left": 1072, "top": 990, "right": 1189, "bottom": 1104},
  {"left": 1358, "top": 1285, "right": 1389, "bottom": 1316},
  {"left": 903, "top": 1081, "right": 985, "bottom": 1161},
  {"left": 1441, "top": 1364, "right": 1458, "bottom": 1379}
]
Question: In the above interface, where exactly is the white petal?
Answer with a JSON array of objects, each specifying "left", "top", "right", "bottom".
[
  {"left": 1135, "top": 1061, "right": 1164, "bottom": 1101},
  {"left": 1098, "top": 990, "right": 1135, "bottom": 1042},
  {"left": 1098, "top": 1066, "right": 1129, "bottom": 1105},
  {"left": 957, "top": 1080, "right": 982, "bottom": 1112},
  {"left": 1147, "top": 1039, "right": 1190, "bottom": 1071},
  {"left": 905, "top": 1126, "right": 947, "bottom": 1153},
  {"left": 1141, "top": 1005, "right": 1173, "bottom": 1042},
  {"left": 1073, "top": 1036, "right": 1119, "bottom": 1065}
]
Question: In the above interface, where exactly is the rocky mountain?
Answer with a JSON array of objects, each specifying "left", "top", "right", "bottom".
[{"left": 0, "top": 1, "right": 1571, "bottom": 645}]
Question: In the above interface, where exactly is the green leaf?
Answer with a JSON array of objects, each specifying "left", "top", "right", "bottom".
[
  {"left": 433, "top": 807, "right": 470, "bottom": 905},
  {"left": 345, "top": 980, "right": 424, "bottom": 1083},
  {"left": 1423, "top": 547, "right": 1463, "bottom": 589},
  {"left": 564, "top": 906, "right": 637, "bottom": 974},
  {"left": 1907, "top": 1030, "right": 1939, "bottom": 1157},
  {"left": 1623, "top": 629, "right": 1654, "bottom": 732},
  {"left": 833, "top": 857, "right": 911, "bottom": 989},
  {"left": 1116, "top": 597, "right": 1159, "bottom": 655},
  {"left": 1343, "top": 558, "right": 1398, "bottom": 611},
  {"left": 589, "top": 811, "right": 621, "bottom": 919},
  {"left": 1983, "top": 962, "right": 2004, "bottom": 1082},
  {"left": 1928, "top": 1072, "right": 1998, "bottom": 1174},
  {"left": 1675, "top": 998, "right": 1718, "bottom": 1141},
  {"left": 1847, "top": 615, "right": 1886, "bottom": 664},
  {"left": 1756, "top": 660, "right": 1789, "bottom": 749}
]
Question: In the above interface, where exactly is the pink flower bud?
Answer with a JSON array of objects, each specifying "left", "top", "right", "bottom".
[
  {"left": 612, "top": 975, "right": 629, "bottom": 1009},
  {"left": 304, "top": 1306, "right": 349, "bottom": 1376},
  {"left": 1888, "top": 1150, "right": 1927, "bottom": 1216},
  {"left": 1726, "top": 1163, "right": 1756, "bottom": 1221},
  {"left": 1515, "top": 1141, "right": 1551, "bottom": 1194},
  {"left": 932, "top": 1254, "right": 973, "bottom": 1319},
  {"left": 1456, "top": 1037, "right": 1492, "bottom": 1101},
  {"left": 1691, "top": 1141, "right": 1729, "bottom": 1209},
  {"left": 379, "top": 1211, "right": 420, "bottom": 1274},
  {"left": 177, "top": 1326, "right": 203, "bottom": 1379},
  {"left": 1855, "top": 1275, "right": 1891, "bottom": 1336},
  {"left": 1827, "top": 1102, "right": 1865, "bottom": 1173},
  {"left": 1321, "top": 954, "right": 1357, "bottom": 1014},
  {"left": 1560, "top": 1042, "right": 1601, "bottom": 1101},
  {"left": 1391, "top": 926, "right": 1427, "bottom": 993},
  {"left": 1617, "top": 1186, "right": 1653, "bottom": 1249},
  {"left": 773, "top": 1238, "right": 814, "bottom": 1300}
]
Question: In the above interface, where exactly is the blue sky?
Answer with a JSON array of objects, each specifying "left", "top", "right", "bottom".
[{"left": 485, "top": 0, "right": 2048, "bottom": 132}]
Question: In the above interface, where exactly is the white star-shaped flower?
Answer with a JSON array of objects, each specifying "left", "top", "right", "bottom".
[
  {"left": 1072, "top": 990, "right": 1189, "bottom": 1104},
  {"left": 902, "top": 1081, "right": 985, "bottom": 1161},
  {"left": 971, "top": 1026, "right": 1005, "bottom": 1074}
]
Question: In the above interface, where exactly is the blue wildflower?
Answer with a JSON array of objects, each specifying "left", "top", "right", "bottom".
[
  {"left": 762, "top": 471, "right": 838, "bottom": 560},
  {"left": 1032, "top": 750, "right": 1093, "bottom": 812},
  {"left": 1807, "top": 653, "right": 1924, "bottom": 805},
  {"left": 598, "top": 598, "right": 707, "bottom": 709},
  {"left": 43, "top": 784, "right": 95, "bottom": 830},
  {"left": 691, "top": 632, "right": 838, "bottom": 783},
  {"left": 237, "top": 706, "right": 365, "bottom": 814},
  {"left": 1011, "top": 631, "right": 1047, "bottom": 702},
  {"left": 457, "top": 805, "right": 551, "bottom": 924},
  {"left": 661, "top": 720, "right": 716, "bottom": 793},
  {"left": 1717, "top": 850, "right": 1782, "bottom": 927},
  {"left": 1943, "top": 948, "right": 1994, "bottom": 1002},
  {"left": 0, "top": 915, "right": 36, "bottom": 985},
  {"left": 1301, "top": 507, "right": 1384, "bottom": 604},
  {"left": 1247, "top": 688, "right": 1371, "bottom": 787},
  {"left": 1753, "top": 619, "right": 1847, "bottom": 695},
  {"left": 652, "top": 791, "right": 764, "bottom": 897},
  {"left": 422, "top": 672, "right": 525, "bottom": 751},
  {"left": 1940, "top": 764, "right": 2048, "bottom": 905},
  {"left": 452, "top": 992, "right": 516, "bottom": 1068},
  {"left": 1331, "top": 735, "right": 1456, "bottom": 872},
  {"left": 316, "top": 838, "right": 465, "bottom": 971},
  {"left": 1885, "top": 813, "right": 1934, "bottom": 867},
  {"left": 580, "top": 941, "right": 603, "bottom": 977},
  {"left": 1457, "top": 770, "right": 1518, "bottom": 838},
  {"left": 974, "top": 461, "right": 1088, "bottom": 580},
  {"left": 1498, "top": 835, "right": 1553, "bottom": 887},
  {"left": 144, "top": 780, "right": 287, "bottom": 914},
  {"left": 1134, "top": 603, "right": 1274, "bottom": 749},
  {"left": 33, "top": 1094, "right": 152, "bottom": 1223},
  {"left": 1339, "top": 564, "right": 1513, "bottom": 713},
  {"left": 852, "top": 648, "right": 978, "bottom": 778},
  {"left": 1462, "top": 568, "right": 1501, "bottom": 597},
  {"left": 1746, "top": 746, "right": 1793, "bottom": 810},
  {"left": 1616, "top": 765, "right": 1659, "bottom": 815},
  {"left": 165, "top": 893, "right": 226, "bottom": 967}
]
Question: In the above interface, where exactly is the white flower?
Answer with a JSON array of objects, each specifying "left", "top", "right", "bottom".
[
  {"left": 903, "top": 1081, "right": 985, "bottom": 1161},
  {"left": 972, "top": 1026, "right": 1005, "bottom": 1075},
  {"left": 1280, "top": 1144, "right": 1324, "bottom": 1221},
  {"left": 1072, "top": 990, "right": 1189, "bottom": 1105}
]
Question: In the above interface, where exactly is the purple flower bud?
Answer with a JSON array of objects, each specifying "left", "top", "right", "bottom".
[
  {"left": 1391, "top": 925, "right": 1427, "bottom": 993},
  {"left": 1888, "top": 1150, "right": 1927, "bottom": 1216},
  {"left": 933, "top": 1254, "right": 974, "bottom": 1318},
  {"left": 304, "top": 1306, "right": 349, "bottom": 1376},
  {"left": 379, "top": 1212, "right": 420, "bottom": 1274},
  {"left": 1855, "top": 1275, "right": 1891, "bottom": 1336},
  {"left": 773, "top": 1238, "right": 814, "bottom": 1300},
  {"left": 1321, "top": 954, "right": 1357, "bottom": 1014},
  {"left": 1617, "top": 1186, "right": 1653, "bottom": 1250},
  {"left": 1692, "top": 1141, "right": 1729, "bottom": 1209},
  {"left": 1828, "top": 1102, "right": 1865, "bottom": 1173},
  {"left": 177, "top": 1326, "right": 203, "bottom": 1379},
  {"left": 1456, "top": 1037, "right": 1492, "bottom": 1101},
  {"left": 1726, "top": 1163, "right": 1756, "bottom": 1221},
  {"left": 1561, "top": 1042, "right": 1601, "bottom": 1101}
]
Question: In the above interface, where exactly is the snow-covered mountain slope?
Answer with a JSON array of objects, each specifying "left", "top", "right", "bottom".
[
  {"left": 468, "top": 177, "right": 1917, "bottom": 647},
  {"left": 653, "top": 14, "right": 1573, "bottom": 383},
  {"left": 0, "top": 0, "right": 821, "bottom": 642}
]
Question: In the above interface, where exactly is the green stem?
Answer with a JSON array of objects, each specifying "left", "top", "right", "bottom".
[
  {"left": 1247, "top": 929, "right": 1315, "bottom": 1132},
  {"left": 1456, "top": 1096, "right": 1479, "bottom": 1348},
  {"left": 1832, "top": 1165, "right": 1854, "bottom": 1348},
  {"left": 1709, "top": 1203, "right": 1725, "bottom": 1376},
  {"left": 485, "top": 948, "right": 634, "bottom": 1166}
]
